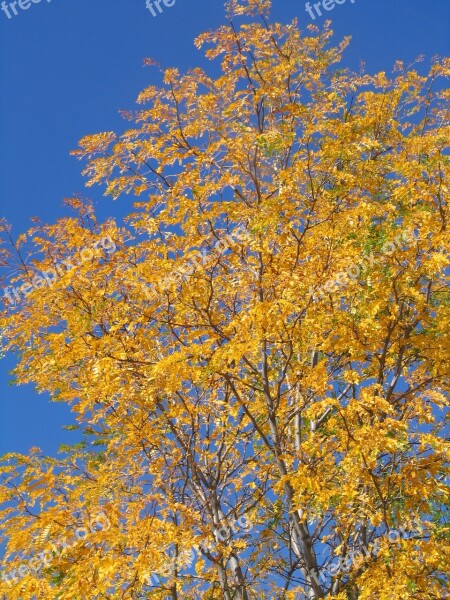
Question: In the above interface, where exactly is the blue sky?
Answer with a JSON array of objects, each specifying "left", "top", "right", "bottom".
[{"left": 0, "top": 0, "right": 449, "bottom": 457}]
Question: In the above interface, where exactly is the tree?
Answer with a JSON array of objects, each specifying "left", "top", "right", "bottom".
[{"left": 0, "top": 0, "right": 449, "bottom": 598}]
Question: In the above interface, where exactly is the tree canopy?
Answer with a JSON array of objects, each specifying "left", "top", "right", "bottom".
[{"left": 1, "top": 0, "right": 449, "bottom": 598}]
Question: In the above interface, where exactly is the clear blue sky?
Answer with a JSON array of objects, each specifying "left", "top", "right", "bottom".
[{"left": 0, "top": 0, "right": 449, "bottom": 457}]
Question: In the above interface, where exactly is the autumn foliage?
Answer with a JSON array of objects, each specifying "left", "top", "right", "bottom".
[{"left": 0, "top": 0, "right": 449, "bottom": 598}]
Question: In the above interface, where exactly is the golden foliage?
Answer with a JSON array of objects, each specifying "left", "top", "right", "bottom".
[{"left": 0, "top": 1, "right": 449, "bottom": 598}]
